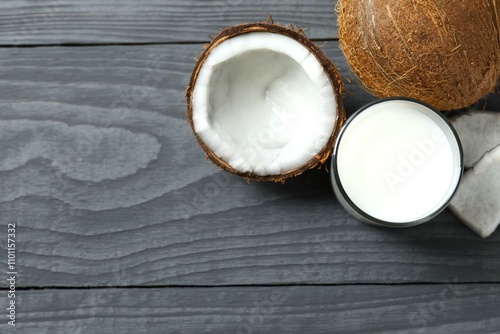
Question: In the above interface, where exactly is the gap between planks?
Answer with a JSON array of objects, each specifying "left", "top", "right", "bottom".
[
  {"left": 0, "top": 38, "right": 340, "bottom": 49},
  {"left": 9, "top": 281, "right": 500, "bottom": 291}
]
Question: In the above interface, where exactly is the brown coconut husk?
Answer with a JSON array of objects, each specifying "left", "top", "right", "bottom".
[
  {"left": 186, "top": 22, "right": 345, "bottom": 181},
  {"left": 337, "top": 0, "right": 500, "bottom": 111}
]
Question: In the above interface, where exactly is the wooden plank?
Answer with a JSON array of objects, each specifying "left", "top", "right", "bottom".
[
  {"left": 0, "top": 43, "right": 499, "bottom": 287},
  {"left": 1, "top": 285, "right": 499, "bottom": 333},
  {"left": 0, "top": 0, "right": 339, "bottom": 45}
]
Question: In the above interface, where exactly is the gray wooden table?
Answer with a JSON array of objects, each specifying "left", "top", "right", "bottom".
[{"left": 1, "top": 1, "right": 499, "bottom": 333}]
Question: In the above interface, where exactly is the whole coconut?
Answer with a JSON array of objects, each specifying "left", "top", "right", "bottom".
[{"left": 337, "top": 0, "right": 500, "bottom": 110}]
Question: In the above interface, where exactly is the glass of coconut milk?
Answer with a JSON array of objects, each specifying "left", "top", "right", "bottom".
[{"left": 331, "top": 98, "right": 463, "bottom": 227}]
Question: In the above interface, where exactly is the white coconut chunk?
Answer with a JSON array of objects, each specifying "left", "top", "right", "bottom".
[
  {"left": 449, "top": 111, "right": 500, "bottom": 167},
  {"left": 449, "top": 144, "right": 500, "bottom": 238},
  {"left": 191, "top": 32, "right": 338, "bottom": 176}
]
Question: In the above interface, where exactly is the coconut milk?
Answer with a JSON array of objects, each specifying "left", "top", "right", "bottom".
[{"left": 331, "top": 98, "right": 463, "bottom": 227}]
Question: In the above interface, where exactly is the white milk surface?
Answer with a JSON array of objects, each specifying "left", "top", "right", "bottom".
[{"left": 336, "top": 100, "right": 462, "bottom": 223}]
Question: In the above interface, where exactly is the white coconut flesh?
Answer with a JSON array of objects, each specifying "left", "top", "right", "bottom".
[
  {"left": 449, "top": 111, "right": 500, "bottom": 167},
  {"left": 191, "top": 32, "right": 338, "bottom": 176},
  {"left": 449, "top": 144, "right": 500, "bottom": 238}
]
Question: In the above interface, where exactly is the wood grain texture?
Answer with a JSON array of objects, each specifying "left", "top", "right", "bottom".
[
  {"left": 0, "top": 0, "right": 339, "bottom": 45},
  {"left": 0, "top": 42, "right": 499, "bottom": 288},
  {"left": 1, "top": 285, "right": 499, "bottom": 333}
]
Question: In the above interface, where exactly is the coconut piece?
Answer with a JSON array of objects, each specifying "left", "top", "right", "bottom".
[
  {"left": 337, "top": 0, "right": 500, "bottom": 110},
  {"left": 449, "top": 110, "right": 500, "bottom": 167},
  {"left": 186, "top": 23, "right": 345, "bottom": 181},
  {"left": 449, "top": 144, "right": 500, "bottom": 238}
]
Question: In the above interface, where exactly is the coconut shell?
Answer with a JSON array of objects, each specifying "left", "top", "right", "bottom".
[
  {"left": 337, "top": 0, "right": 500, "bottom": 111},
  {"left": 186, "top": 22, "right": 345, "bottom": 181}
]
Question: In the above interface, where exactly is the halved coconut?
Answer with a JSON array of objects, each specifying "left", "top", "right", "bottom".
[{"left": 186, "top": 23, "right": 345, "bottom": 181}]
